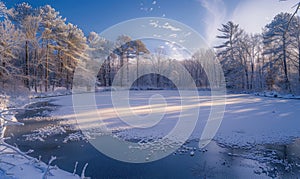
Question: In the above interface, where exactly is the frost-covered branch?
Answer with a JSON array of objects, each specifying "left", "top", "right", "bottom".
[
  {"left": 0, "top": 111, "right": 24, "bottom": 139},
  {"left": 81, "top": 163, "right": 89, "bottom": 179},
  {"left": 284, "top": 2, "right": 300, "bottom": 35},
  {"left": 73, "top": 161, "right": 78, "bottom": 176},
  {"left": 0, "top": 142, "right": 33, "bottom": 160},
  {"left": 42, "top": 156, "right": 57, "bottom": 179}
]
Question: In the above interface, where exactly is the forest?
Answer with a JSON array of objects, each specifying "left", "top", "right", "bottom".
[
  {"left": 0, "top": 2, "right": 300, "bottom": 95},
  {"left": 1, "top": 1, "right": 300, "bottom": 178}
]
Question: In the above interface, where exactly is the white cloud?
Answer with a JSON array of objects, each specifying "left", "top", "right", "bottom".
[
  {"left": 184, "top": 32, "right": 192, "bottom": 37},
  {"left": 162, "top": 22, "right": 182, "bottom": 31},
  {"left": 231, "top": 0, "right": 299, "bottom": 34},
  {"left": 149, "top": 20, "right": 159, "bottom": 28},
  {"left": 163, "top": 41, "right": 190, "bottom": 60},
  {"left": 153, "top": 34, "right": 161, "bottom": 38},
  {"left": 149, "top": 21, "right": 182, "bottom": 32}
]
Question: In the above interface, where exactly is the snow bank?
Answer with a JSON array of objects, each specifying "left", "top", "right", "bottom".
[
  {"left": 30, "top": 87, "right": 72, "bottom": 99},
  {"left": 0, "top": 142, "right": 81, "bottom": 179},
  {"left": 0, "top": 94, "right": 84, "bottom": 179},
  {"left": 253, "top": 91, "right": 300, "bottom": 99}
]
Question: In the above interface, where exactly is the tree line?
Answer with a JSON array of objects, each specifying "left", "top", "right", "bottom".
[
  {"left": 0, "top": 2, "right": 87, "bottom": 92},
  {"left": 1, "top": 2, "right": 300, "bottom": 94},
  {"left": 215, "top": 12, "right": 300, "bottom": 94}
]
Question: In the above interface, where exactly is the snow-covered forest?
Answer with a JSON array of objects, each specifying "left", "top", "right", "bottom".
[
  {"left": 0, "top": 2, "right": 86, "bottom": 93},
  {"left": 0, "top": 2, "right": 299, "bottom": 94},
  {"left": 215, "top": 13, "right": 300, "bottom": 94},
  {"left": 1, "top": 1, "right": 300, "bottom": 178}
]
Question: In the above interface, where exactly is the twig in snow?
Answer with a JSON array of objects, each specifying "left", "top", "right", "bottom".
[
  {"left": 81, "top": 163, "right": 88, "bottom": 179},
  {"left": 43, "top": 156, "right": 57, "bottom": 179},
  {"left": 73, "top": 161, "right": 78, "bottom": 176},
  {"left": 0, "top": 141, "right": 33, "bottom": 160},
  {"left": 0, "top": 160, "right": 16, "bottom": 167},
  {"left": 0, "top": 146, "right": 8, "bottom": 153},
  {"left": 24, "top": 149, "right": 34, "bottom": 155}
]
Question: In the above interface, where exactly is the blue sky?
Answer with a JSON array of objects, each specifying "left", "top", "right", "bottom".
[
  {"left": 2, "top": 0, "right": 235, "bottom": 35},
  {"left": 2, "top": 0, "right": 299, "bottom": 46}
]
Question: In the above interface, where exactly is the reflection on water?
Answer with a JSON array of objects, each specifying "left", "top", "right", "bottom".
[{"left": 4, "top": 101, "right": 300, "bottom": 178}]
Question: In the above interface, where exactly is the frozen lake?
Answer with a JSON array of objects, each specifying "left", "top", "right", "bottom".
[{"left": 5, "top": 90, "right": 300, "bottom": 178}]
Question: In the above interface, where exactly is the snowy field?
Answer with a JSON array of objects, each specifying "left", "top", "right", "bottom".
[{"left": 49, "top": 90, "right": 300, "bottom": 148}]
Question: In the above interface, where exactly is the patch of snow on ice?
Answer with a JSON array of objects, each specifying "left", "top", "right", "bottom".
[
  {"left": 23, "top": 125, "right": 66, "bottom": 142},
  {"left": 63, "top": 132, "right": 87, "bottom": 143}
]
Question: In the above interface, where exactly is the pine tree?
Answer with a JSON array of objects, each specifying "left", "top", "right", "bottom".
[
  {"left": 215, "top": 21, "right": 245, "bottom": 89},
  {"left": 263, "top": 13, "right": 294, "bottom": 92}
]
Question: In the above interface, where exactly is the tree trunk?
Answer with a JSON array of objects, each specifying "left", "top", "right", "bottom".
[
  {"left": 298, "top": 56, "right": 300, "bottom": 83},
  {"left": 2, "top": 62, "right": 5, "bottom": 87},
  {"left": 136, "top": 55, "right": 139, "bottom": 88},
  {"left": 298, "top": 46, "right": 300, "bottom": 83},
  {"left": 260, "top": 56, "right": 265, "bottom": 90},
  {"left": 105, "top": 56, "right": 111, "bottom": 87},
  {"left": 245, "top": 68, "right": 249, "bottom": 90},
  {"left": 126, "top": 57, "right": 129, "bottom": 86},
  {"left": 108, "top": 57, "right": 112, "bottom": 86},
  {"left": 70, "top": 69, "right": 75, "bottom": 90},
  {"left": 156, "top": 74, "right": 160, "bottom": 88},
  {"left": 25, "top": 41, "right": 30, "bottom": 89},
  {"left": 34, "top": 49, "right": 38, "bottom": 93},
  {"left": 250, "top": 62, "right": 254, "bottom": 90},
  {"left": 282, "top": 35, "right": 291, "bottom": 92},
  {"left": 45, "top": 42, "right": 49, "bottom": 92},
  {"left": 66, "top": 70, "right": 69, "bottom": 90},
  {"left": 120, "top": 53, "right": 124, "bottom": 87}
]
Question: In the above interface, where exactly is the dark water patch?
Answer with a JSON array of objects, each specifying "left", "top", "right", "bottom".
[{"left": 15, "top": 100, "right": 59, "bottom": 118}]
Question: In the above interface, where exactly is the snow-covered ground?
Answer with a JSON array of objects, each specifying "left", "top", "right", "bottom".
[
  {"left": 0, "top": 142, "right": 82, "bottom": 179},
  {"left": 50, "top": 90, "right": 300, "bottom": 148},
  {"left": 216, "top": 94, "right": 300, "bottom": 147}
]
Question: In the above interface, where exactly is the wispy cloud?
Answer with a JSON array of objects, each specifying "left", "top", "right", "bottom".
[
  {"left": 199, "top": 0, "right": 227, "bottom": 47},
  {"left": 231, "top": 0, "right": 299, "bottom": 34},
  {"left": 199, "top": 0, "right": 299, "bottom": 46}
]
